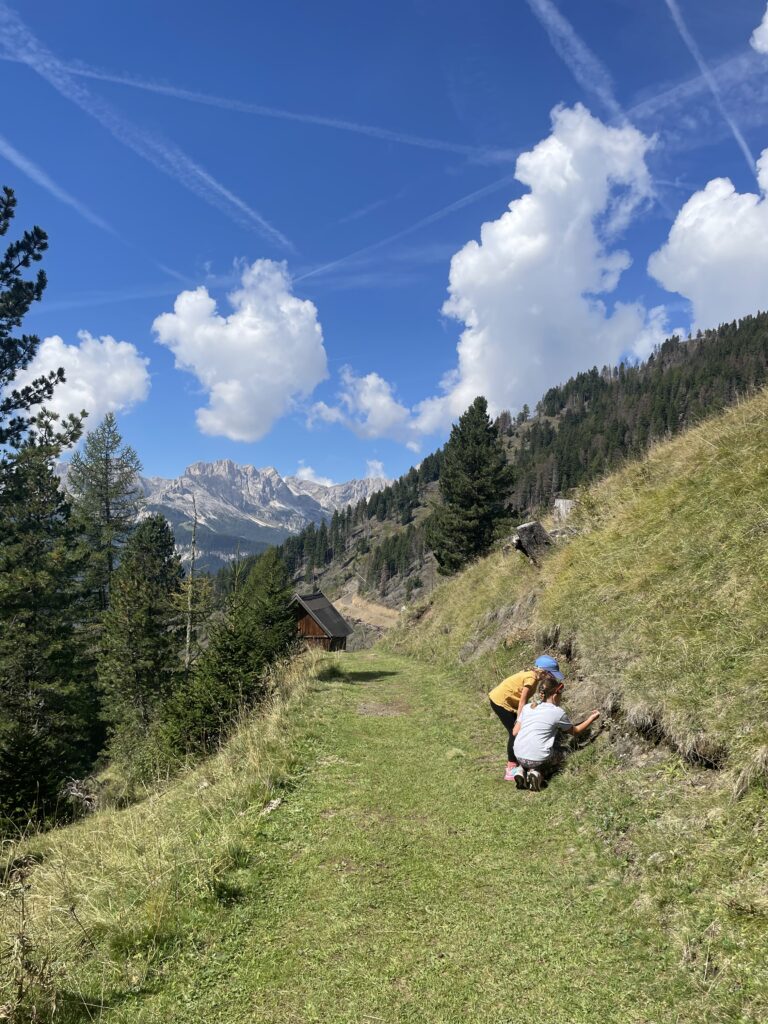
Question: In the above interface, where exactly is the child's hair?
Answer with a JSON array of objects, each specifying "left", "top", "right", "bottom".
[{"left": 537, "top": 671, "right": 562, "bottom": 700}]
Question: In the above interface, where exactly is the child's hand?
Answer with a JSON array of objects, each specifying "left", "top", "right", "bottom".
[{"left": 590, "top": 710, "right": 601, "bottom": 720}]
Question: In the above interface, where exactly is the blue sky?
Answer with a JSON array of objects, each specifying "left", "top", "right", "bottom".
[{"left": 3, "top": 0, "right": 768, "bottom": 482}]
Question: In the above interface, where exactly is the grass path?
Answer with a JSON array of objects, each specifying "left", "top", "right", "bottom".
[{"left": 102, "top": 651, "right": 743, "bottom": 1023}]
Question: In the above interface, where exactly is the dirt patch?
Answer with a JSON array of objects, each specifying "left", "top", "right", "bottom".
[
  {"left": 357, "top": 700, "right": 412, "bottom": 717},
  {"left": 336, "top": 591, "right": 400, "bottom": 630},
  {"left": 321, "top": 858, "right": 361, "bottom": 875}
]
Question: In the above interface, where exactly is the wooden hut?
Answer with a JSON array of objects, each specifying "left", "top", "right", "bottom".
[{"left": 290, "top": 591, "right": 354, "bottom": 651}]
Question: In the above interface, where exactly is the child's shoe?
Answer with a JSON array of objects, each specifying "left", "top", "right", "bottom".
[
  {"left": 504, "top": 761, "right": 518, "bottom": 781},
  {"left": 527, "top": 769, "right": 543, "bottom": 792},
  {"left": 512, "top": 766, "right": 527, "bottom": 789}
]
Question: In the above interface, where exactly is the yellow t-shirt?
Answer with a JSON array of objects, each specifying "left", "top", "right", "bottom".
[{"left": 489, "top": 670, "right": 537, "bottom": 714}]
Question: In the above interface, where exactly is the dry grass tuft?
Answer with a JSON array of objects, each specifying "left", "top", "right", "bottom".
[{"left": 733, "top": 745, "right": 768, "bottom": 800}]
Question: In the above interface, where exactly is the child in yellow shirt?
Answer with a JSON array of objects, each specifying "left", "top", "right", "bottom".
[{"left": 488, "top": 655, "right": 564, "bottom": 786}]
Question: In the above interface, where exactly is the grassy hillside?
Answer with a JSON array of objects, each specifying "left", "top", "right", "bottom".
[
  {"left": 389, "top": 389, "right": 768, "bottom": 783},
  {"left": 4, "top": 391, "right": 768, "bottom": 1022},
  {"left": 538, "top": 393, "right": 768, "bottom": 781},
  {"left": 1, "top": 654, "right": 325, "bottom": 1020}
]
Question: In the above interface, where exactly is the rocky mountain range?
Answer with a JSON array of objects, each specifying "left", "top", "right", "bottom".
[
  {"left": 141, "top": 460, "right": 388, "bottom": 571},
  {"left": 56, "top": 458, "right": 388, "bottom": 571}
]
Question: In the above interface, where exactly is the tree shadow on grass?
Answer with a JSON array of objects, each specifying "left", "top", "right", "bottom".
[
  {"left": 313, "top": 666, "right": 399, "bottom": 687},
  {"left": 343, "top": 670, "right": 399, "bottom": 682}
]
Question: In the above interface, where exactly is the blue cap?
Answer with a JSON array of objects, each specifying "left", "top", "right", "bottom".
[{"left": 534, "top": 654, "right": 564, "bottom": 682}]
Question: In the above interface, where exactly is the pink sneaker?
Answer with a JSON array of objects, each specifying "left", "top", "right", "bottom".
[{"left": 504, "top": 762, "right": 519, "bottom": 781}]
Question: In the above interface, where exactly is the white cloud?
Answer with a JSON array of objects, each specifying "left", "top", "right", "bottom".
[
  {"left": 11, "top": 331, "right": 150, "bottom": 423},
  {"left": 413, "top": 104, "right": 668, "bottom": 433},
  {"left": 751, "top": 5, "right": 768, "bottom": 55},
  {"left": 311, "top": 105, "right": 670, "bottom": 448},
  {"left": 309, "top": 366, "right": 421, "bottom": 451},
  {"left": 295, "top": 463, "right": 335, "bottom": 487},
  {"left": 648, "top": 150, "right": 768, "bottom": 330},
  {"left": 153, "top": 260, "right": 328, "bottom": 442},
  {"left": 366, "top": 459, "right": 386, "bottom": 480}
]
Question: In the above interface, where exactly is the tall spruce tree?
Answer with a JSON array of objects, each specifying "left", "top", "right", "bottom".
[
  {"left": 98, "top": 514, "right": 182, "bottom": 769},
  {"left": 243, "top": 548, "right": 296, "bottom": 668},
  {"left": 67, "top": 413, "right": 143, "bottom": 611},
  {"left": 173, "top": 550, "right": 295, "bottom": 754},
  {"left": 0, "top": 189, "right": 89, "bottom": 823},
  {"left": 428, "top": 396, "right": 513, "bottom": 574},
  {"left": 0, "top": 416, "right": 94, "bottom": 824}
]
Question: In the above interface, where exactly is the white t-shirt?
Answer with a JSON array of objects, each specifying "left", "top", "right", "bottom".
[{"left": 513, "top": 702, "right": 573, "bottom": 763}]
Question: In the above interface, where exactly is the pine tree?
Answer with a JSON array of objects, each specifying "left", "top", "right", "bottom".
[
  {"left": 172, "top": 550, "right": 295, "bottom": 754},
  {"left": 0, "top": 416, "right": 95, "bottom": 823},
  {"left": 0, "top": 187, "right": 81, "bottom": 455},
  {"left": 428, "top": 396, "right": 513, "bottom": 574},
  {"left": 98, "top": 514, "right": 182, "bottom": 770},
  {"left": 0, "top": 189, "right": 87, "bottom": 823},
  {"left": 67, "top": 413, "right": 143, "bottom": 611},
  {"left": 242, "top": 548, "right": 296, "bottom": 669}
]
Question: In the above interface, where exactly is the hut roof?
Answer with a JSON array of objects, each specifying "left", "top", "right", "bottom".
[{"left": 290, "top": 591, "right": 354, "bottom": 638}]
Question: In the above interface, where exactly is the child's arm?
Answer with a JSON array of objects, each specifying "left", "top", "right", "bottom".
[
  {"left": 512, "top": 708, "right": 527, "bottom": 737},
  {"left": 568, "top": 710, "right": 600, "bottom": 736},
  {"left": 516, "top": 684, "right": 534, "bottom": 716}
]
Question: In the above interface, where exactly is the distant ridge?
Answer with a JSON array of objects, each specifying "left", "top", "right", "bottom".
[{"left": 57, "top": 459, "right": 389, "bottom": 572}]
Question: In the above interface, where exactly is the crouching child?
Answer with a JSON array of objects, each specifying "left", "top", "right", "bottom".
[{"left": 512, "top": 674, "right": 600, "bottom": 791}]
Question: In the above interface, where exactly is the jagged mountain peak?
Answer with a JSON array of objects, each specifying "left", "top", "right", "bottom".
[
  {"left": 143, "top": 461, "right": 388, "bottom": 570},
  {"left": 57, "top": 456, "right": 388, "bottom": 571}
]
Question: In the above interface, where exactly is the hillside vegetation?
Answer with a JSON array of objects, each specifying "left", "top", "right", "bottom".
[
  {"left": 281, "top": 314, "right": 768, "bottom": 606},
  {"left": 4, "top": 391, "right": 768, "bottom": 1022},
  {"left": 390, "top": 388, "right": 768, "bottom": 781}
]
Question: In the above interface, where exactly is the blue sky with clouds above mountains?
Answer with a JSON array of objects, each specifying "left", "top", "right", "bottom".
[{"left": 3, "top": 0, "right": 768, "bottom": 482}]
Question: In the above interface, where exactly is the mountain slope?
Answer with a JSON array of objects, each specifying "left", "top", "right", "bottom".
[
  {"left": 8, "top": 387, "right": 768, "bottom": 1022},
  {"left": 297, "top": 313, "right": 768, "bottom": 604},
  {"left": 389, "top": 387, "right": 768, "bottom": 778},
  {"left": 140, "top": 462, "right": 388, "bottom": 570}
]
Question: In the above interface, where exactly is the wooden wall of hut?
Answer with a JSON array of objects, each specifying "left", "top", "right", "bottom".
[{"left": 294, "top": 611, "right": 348, "bottom": 651}]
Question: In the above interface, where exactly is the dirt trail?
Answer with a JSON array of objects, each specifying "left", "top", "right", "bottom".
[
  {"left": 116, "top": 651, "right": 711, "bottom": 1023},
  {"left": 335, "top": 590, "right": 400, "bottom": 629}
]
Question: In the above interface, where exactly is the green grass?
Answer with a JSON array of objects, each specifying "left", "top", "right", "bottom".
[
  {"left": 5, "top": 651, "right": 767, "bottom": 1022},
  {"left": 389, "top": 391, "right": 768, "bottom": 785},
  {"left": 538, "top": 392, "right": 768, "bottom": 778}
]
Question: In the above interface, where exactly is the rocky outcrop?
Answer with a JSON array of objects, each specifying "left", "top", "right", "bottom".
[{"left": 510, "top": 521, "right": 553, "bottom": 565}]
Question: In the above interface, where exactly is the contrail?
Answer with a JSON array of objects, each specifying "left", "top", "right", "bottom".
[
  {"left": 525, "top": 0, "right": 624, "bottom": 120},
  {"left": 0, "top": 132, "right": 115, "bottom": 234},
  {"left": 663, "top": 0, "right": 756, "bottom": 177},
  {"left": 0, "top": 4, "right": 292, "bottom": 250},
  {"left": 6, "top": 58, "right": 516, "bottom": 164},
  {"left": 295, "top": 172, "right": 518, "bottom": 283},
  {"left": 0, "top": 131, "right": 191, "bottom": 282},
  {"left": 26, "top": 282, "right": 183, "bottom": 314}
]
